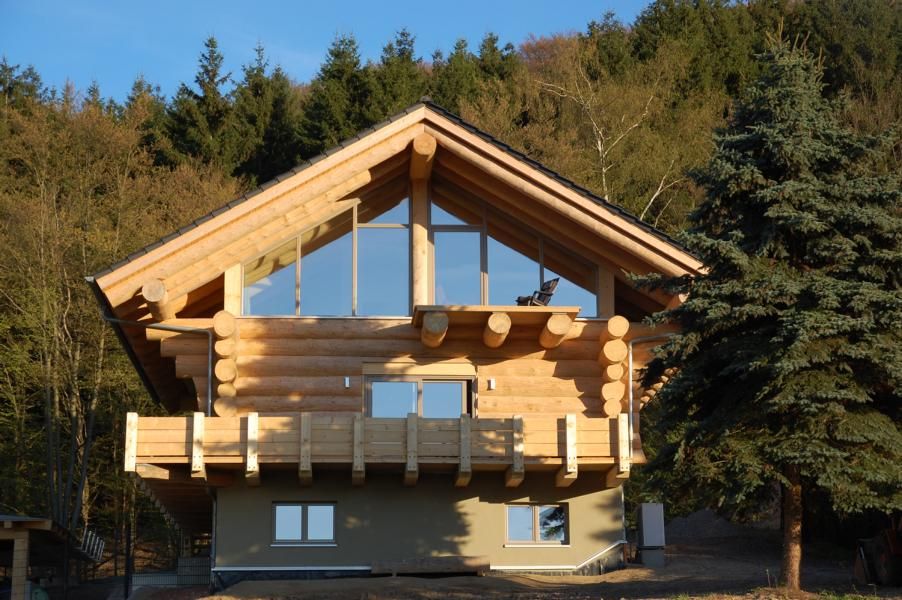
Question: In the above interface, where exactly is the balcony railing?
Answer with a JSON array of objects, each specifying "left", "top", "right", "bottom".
[{"left": 125, "top": 412, "right": 631, "bottom": 488}]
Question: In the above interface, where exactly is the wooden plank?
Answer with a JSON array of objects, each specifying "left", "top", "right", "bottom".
[
  {"left": 245, "top": 412, "right": 260, "bottom": 486},
  {"left": 505, "top": 415, "right": 525, "bottom": 487},
  {"left": 190, "top": 412, "right": 206, "bottom": 480},
  {"left": 555, "top": 413, "right": 578, "bottom": 487},
  {"left": 618, "top": 412, "right": 631, "bottom": 473},
  {"left": 361, "top": 361, "right": 476, "bottom": 377},
  {"left": 299, "top": 412, "right": 313, "bottom": 484},
  {"left": 124, "top": 412, "right": 138, "bottom": 472},
  {"left": 404, "top": 413, "right": 418, "bottom": 486},
  {"left": 352, "top": 414, "right": 365, "bottom": 485},
  {"left": 456, "top": 415, "right": 472, "bottom": 487}
]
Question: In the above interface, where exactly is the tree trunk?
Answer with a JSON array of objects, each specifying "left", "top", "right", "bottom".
[{"left": 780, "top": 464, "right": 803, "bottom": 590}]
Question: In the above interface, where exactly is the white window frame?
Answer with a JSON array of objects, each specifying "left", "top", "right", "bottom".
[
  {"left": 272, "top": 502, "right": 336, "bottom": 547},
  {"left": 505, "top": 503, "right": 569, "bottom": 546}
]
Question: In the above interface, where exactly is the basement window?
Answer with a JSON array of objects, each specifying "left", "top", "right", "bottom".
[
  {"left": 272, "top": 503, "right": 335, "bottom": 545},
  {"left": 506, "top": 504, "right": 568, "bottom": 545}
]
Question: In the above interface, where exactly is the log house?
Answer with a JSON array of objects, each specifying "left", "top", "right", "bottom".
[{"left": 88, "top": 101, "right": 700, "bottom": 585}]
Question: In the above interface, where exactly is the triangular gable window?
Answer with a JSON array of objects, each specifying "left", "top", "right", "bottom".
[{"left": 242, "top": 197, "right": 410, "bottom": 316}]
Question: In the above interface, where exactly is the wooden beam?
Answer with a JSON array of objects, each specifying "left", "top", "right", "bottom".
[
  {"left": 141, "top": 278, "right": 186, "bottom": 322},
  {"left": 482, "top": 312, "right": 511, "bottom": 348},
  {"left": 602, "top": 380, "right": 626, "bottom": 417},
  {"left": 299, "top": 412, "right": 313, "bottom": 485},
  {"left": 411, "top": 178, "right": 429, "bottom": 306},
  {"left": 212, "top": 310, "right": 238, "bottom": 339},
  {"left": 190, "top": 412, "right": 206, "bottom": 481},
  {"left": 602, "top": 315, "right": 630, "bottom": 342},
  {"left": 11, "top": 530, "right": 28, "bottom": 600},
  {"left": 539, "top": 313, "right": 574, "bottom": 349},
  {"left": 555, "top": 414, "right": 578, "bottom": 487},
  {"left": 214, "top": 358, "right": 237, "bottom": 382},
  {"left": 124, "top": 412, "right": 138, "bottom": 472},
  {"left": 599, "top": 339, "right": 628, "bottom": 365},
  {"left": 605, "top": 467, "right": 630, "bottom": 488},
  {"left": 245, "top": 412, "right": 260, "bottom": 486},
  {"left": 617, "top": 412, "right": 631, "bottom": 473},
  {"left": 505, "top": 415, "right": 525, "bottom": 487},
  {"left": 409, "top": 133, "right": 436, "bottom": 181},
  {"left": 405, "top": 413, "right": 419, "bottom": 486},
  {"left": 420, "top": 311, "right": 448, "bottom": 348},
  {"left": 456, "top": 415, "right": 472, "bottom": 487},
  {"left": 352, "top": 414, "right": 365, "bottom": 485},
  {"left": 603, "top": 363, "right": 625, "bottom": 383},
  {"left": 135, "top": 464, "right": 233, "bottom": 487},
  {"left": 223, "top": 264, "right": 242, "bottom": 314},
  {"left": 598, "top": 267, "right": 615, "bottom": 318}
]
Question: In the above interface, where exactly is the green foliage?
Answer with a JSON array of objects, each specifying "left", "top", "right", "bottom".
[
  {"left": 638, "top": 40, "right": 902, "bottom": 520},
  {"left": 431, "top": 39, "right": 481, "bottom": 114},
  {"left": 369, "top": 29, "right": 428, "bottom": 118},
  {"left": 299, "top": 34, "right": 375, "bottom": 156}
]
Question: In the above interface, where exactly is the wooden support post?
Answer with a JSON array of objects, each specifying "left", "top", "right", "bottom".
[
  {"left": 405, "top": 413, "right": 419, "bottom": 486},
  {"left": 421, "top": 311, "right": 448, "bottom": 348},
  {"left": 555, "top": 414, "right": 578, "bottom": 487},
  {"left": 299, "top": 413, "right": 313, "bottom": 485},
  {"left": 483, "top": 312, "right": 511, "bottom": 348},
  {"left": 191, "top": 412, "right": 206, "bottom": 480},
  {"left": 409, "top": 132, "right": 437, "bottom": 180},
  {"left": 505, "top": 415, "right": 525, "bottom": 487},
  {"left": 411, "top": 178, "right": 429, "bottom": 307},
  {"left": 10, "top": 531, "right": 28, "bottom": 600},
  {"left": 352, "top": 414, "right": 365, "bottom": 486},
  {"left": 141, "top": 278, "right": 186, "bottom": 322},
  {"left": 223, "top": 263, "right": 242, "bottom": 314},
  {"left": 124, "top": 412, "right": 138, "bottom": 472},
  {"left": 539, "top": 313, "right": 574, "bottom": 349},
  {"left": 456, "top": 415, "right": 472, "bottom": 487},
  {"left": 598, "top": 267, "right": 615, "bottom": 318},
  {"left": 617, "top": 412, "right": 631, "bottom": 473},
  {"left": 245, "top": 412, "right": 260, "bottom": 486}
]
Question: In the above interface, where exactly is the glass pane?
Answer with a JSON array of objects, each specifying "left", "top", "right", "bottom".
[
  {"left": 422, "top": 382, "right": 464, "bottom": 418},
  {"left": 507, "top": 506, "right": 534, "bottom": 542},
  {"left": 431, "top": 201, "right": 468, "bottom": 226},
  {"left": 488, "top": 237, "right": 540, "bottom": 305},
  {"left": 434, "top": 231, "right": 481, "bottom": 305},
  {"left": 363, "top": 197, "right": 409, "bottom": 225},
  {"left": 300, "top": 214, "right": 352, "bottom": 316},
  {"left": 274, "top": 505, "right": 302, "bottom": 541},
  {"left": 538, "top": 505, "right": 566, "bottom": 542},
  {"left": 371, "top": 381, "right": 417, "bottom": 417},
  {"left": 243, "top": 240, "right": 297, "bottom": 315},
  {"left": 544, "top": 269, "right": 596, "bottom": 317},
  {"left": 306, "top": 505, "right": 335, "bottom": 541},
  {"left": 358, "top": 228, "right": 410, "bottom": 315}
]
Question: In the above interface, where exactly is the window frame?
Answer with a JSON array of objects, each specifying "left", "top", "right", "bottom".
[
  {"left": 271, "top": 502, "right": 337, "bottom": 546},
  {"left": 365, "top": 375, "right": 475, "bottom": 418},
  {"left": 504, "top": 503, "right": 570, "bottom": 546},
  {"left": 241, "top": 196, "right": 412, "bottom": 318},
  {"left": 428, "top": 196, "right": 599, "bottom": 316}
]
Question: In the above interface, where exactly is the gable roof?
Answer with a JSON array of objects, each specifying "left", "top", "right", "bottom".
[
  {"left": 87, "top": 100, "right": 702, "bottom": 411},
  {"left": 91, "top": 100, "right": 695, "bottom": 282}
]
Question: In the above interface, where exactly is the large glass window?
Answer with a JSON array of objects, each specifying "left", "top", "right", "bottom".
[
  {"left": 367, "top": 377, "right": 470, "bottom": 418},
  {"left": 506, "top": 504, "right": 568, "bottom": 544},
  {"left": 273, "top": 503, "right": 335, "bottom": 544},
  {"left": 242, "top": 196, "right": 411, "bottom": 316},
  {"left": 429, "top": 197, "right": 598, "bottom": 316}
]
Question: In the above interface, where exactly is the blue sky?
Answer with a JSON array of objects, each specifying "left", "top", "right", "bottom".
[{"left": 2, "top": 1, "right": 649, "bottom": 102}]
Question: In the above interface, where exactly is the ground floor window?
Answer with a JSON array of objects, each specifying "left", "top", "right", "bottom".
[
  {"left": 506, "top": 504, "right": 568, "bottom": 544},
  {"left": 272, "top": 503, "right": 335, "bottom": 544}
]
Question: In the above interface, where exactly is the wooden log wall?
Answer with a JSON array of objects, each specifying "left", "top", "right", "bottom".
[{"left": 152, "top": 316, "right": 660, "bottom": 419}]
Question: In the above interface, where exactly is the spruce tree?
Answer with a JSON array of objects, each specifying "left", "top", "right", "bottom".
[
  {"left": 430, "top": 39, "right": 480, "bottom": 114},
  {"left": 299, "top": 35, "right": 374, "bottom": 157},
  {"left": 370, "top": 29, "right": 427, "bottom": 119},
  {"left": 167, "top": 37, "right": 240, "bottom": 170},
  {"left": 640, "top": 39, "right": 902, "bottom": 590}
]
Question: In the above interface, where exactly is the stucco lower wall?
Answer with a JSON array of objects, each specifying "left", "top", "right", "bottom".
[{"left": 214, "top": 471, "right": 624, "bottom": 571}]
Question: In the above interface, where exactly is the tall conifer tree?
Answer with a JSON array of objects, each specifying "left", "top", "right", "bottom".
[{"left": 641, "top": 39, "right": 902, "bottom": 590}]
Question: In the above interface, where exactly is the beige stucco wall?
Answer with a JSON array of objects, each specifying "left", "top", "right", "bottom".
[{"left": 214, "top": 471, "right": 624, "bottom": 570}]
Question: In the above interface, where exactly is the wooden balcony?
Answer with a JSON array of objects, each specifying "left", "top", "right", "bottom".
[{"left": 125, "top": 412, "right": 632, "bottom": 489}]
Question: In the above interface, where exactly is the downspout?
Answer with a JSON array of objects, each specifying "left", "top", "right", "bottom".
[{"left": 85, "top": 276, "right": 215, "bottom": 416}]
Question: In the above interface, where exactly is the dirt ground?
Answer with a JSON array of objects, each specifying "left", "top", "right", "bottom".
[{"left": 134, "top": 513, "right": 902, "bottom": 599}]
